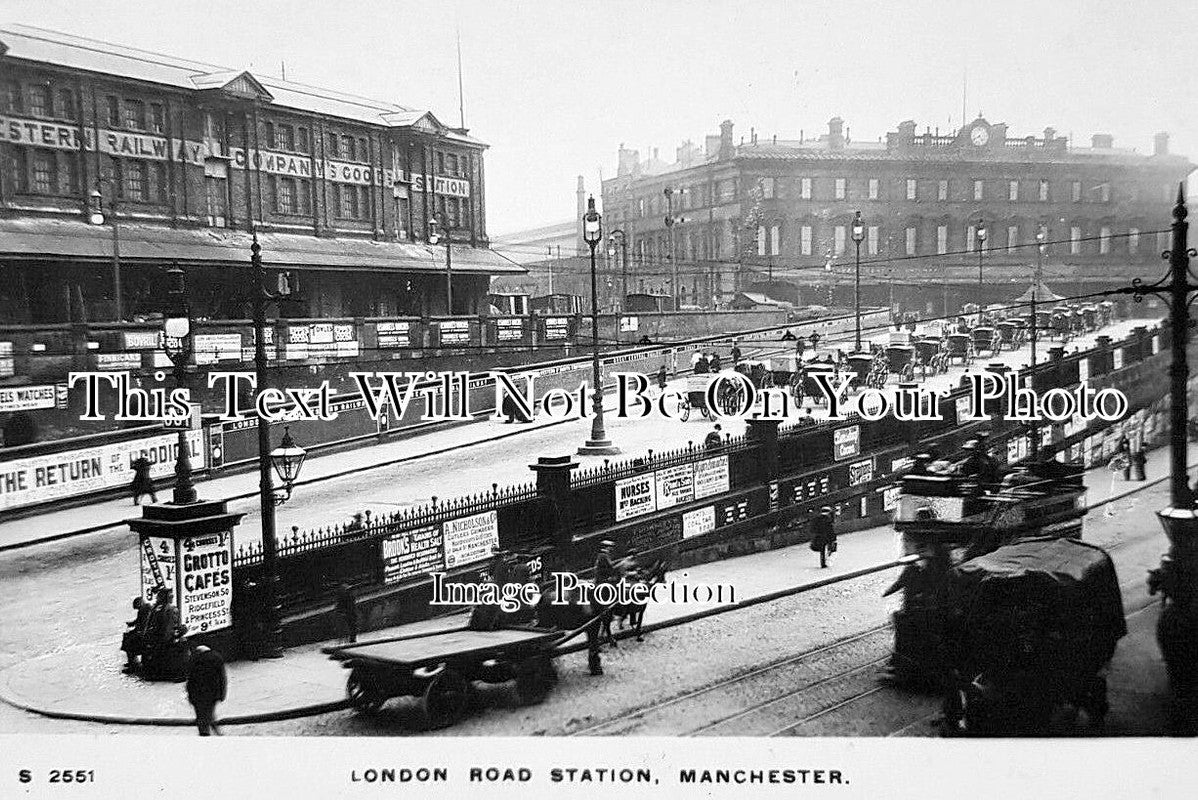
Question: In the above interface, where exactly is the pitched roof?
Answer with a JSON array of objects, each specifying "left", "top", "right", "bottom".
[{"left": 0, "top": 24, "right": 484, "bottom": 144}]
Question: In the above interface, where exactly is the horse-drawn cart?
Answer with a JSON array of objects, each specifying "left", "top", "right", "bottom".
[{"left": 327, "top": 626, "right": 567, "bottom": 729}]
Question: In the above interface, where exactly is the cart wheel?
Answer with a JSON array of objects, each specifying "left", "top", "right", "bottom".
[
  {"left": 347, "top": 666, "right": 387, "bottom": 715},
  {"left": 421, "top": 667, "right": 470, "bottom": 730},
  {"left": 515, "top": 655, "right": 558, "bottom": 705}
]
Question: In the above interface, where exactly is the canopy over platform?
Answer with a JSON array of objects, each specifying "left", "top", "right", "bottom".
[{"left": 1012, "top": 281, "right": 1066, "bottom": 304}]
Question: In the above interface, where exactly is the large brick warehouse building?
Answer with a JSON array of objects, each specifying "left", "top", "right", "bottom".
[
  {"left": 601, "top": 116, "right": 1193, "bottom": 316},
  {"left": 0, "top": 24, "right": 521, "bottom": 324}
]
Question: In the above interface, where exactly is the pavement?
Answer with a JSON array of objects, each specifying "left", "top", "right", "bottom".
[
  {"left": 0, "top": 318, "right": 1145, "bottom": 552},
  {"left": 0, "top": 439, "right": 1185, "bottom": 730}
]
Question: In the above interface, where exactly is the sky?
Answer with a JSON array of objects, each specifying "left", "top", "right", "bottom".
[{"left": 4, "top": 0, "right": 1195, "bottom": 235}]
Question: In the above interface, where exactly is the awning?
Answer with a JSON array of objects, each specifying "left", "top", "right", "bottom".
[
  {"left": 0, "top": 218, "right": 526, "bottom": 275},
  {"left": 1011, "top": 281, "right": 1066, "bottom": 304}
]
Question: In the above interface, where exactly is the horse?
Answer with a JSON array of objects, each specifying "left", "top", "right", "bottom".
[{"left": 602, "top": 560, "right": 668, "bottom": 646}]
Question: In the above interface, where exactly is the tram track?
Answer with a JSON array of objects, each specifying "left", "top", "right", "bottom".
[{"left": 567, "top": 468, "right": 1181, "bottom": 738}]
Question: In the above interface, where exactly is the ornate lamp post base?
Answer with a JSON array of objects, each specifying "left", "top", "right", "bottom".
[{"left": 578, "top": 440, "right": 621, "bottom": 456}]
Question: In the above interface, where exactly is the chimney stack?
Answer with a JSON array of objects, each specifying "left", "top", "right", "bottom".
[
  {"left": 719, "top": 119, "right": 734, "bottom": 160},
  {"left": 617, "top": 143, "right": 640, "bottom": 177},
  {"left": 1154, "top": 132, "right": 1170, "bottom": 156},
  {"left": 576, "top": 176, "right": 587, "bottom": 256},
  {"left": 828, "top": 117, "right": 845, "bottom": 150}
]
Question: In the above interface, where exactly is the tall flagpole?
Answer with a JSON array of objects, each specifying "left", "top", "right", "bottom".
[{"left": 456, "top": 26, "right": 465, "bottom": 128}]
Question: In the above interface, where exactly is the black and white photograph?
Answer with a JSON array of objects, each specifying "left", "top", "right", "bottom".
[{"left": 0, "top": 1, "right": 1195, "bottom": 797}]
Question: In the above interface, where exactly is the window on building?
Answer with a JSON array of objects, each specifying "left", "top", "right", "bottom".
[
  {"left": 1070, "top": 226, "right": 1082, "bottom": 254},
  {"left": 835, "top": 178, "right": 846, "bottom": 200},
  {"left": 150, "top": 103, "right": 165, "bottom": 133},
  {"left": 770, "top": 224, "right": 781, "bottom": 256},
  {"left": 834, "top": 225, "right": 846, "bottom": 255},
  {"left": 638, "top": 198, "right": 645, "bottom": 217},
  {"left": 1039, "top": 179, "right": 1049, "bottom": 201},
  {"left": 106, "top": 96, "right": 120, "bottom": 127},
  {"left": 936, "top": 180, "right": 946, "bottom": 201},
  {"left": 756, "top": 225, "right": 766, "bottom": 256},
  {"left": 359, "top": 138, "right": 369, "bottom": 162},
  {"left": 100, "top": 156, "right": 120, "bottom": 195},
  {"left": 31, "top": 150, "right": 54, "bottom": 194},
  {"left": 1129, "top": 227, "right": 1140, "bottom": 254},
  {"left": 868, "top": 178, "right": 879, "bottom": 200},
  {"left": 448, "top": 153, "right": 460, "bottom": 177},
  {"left": 801, "top": 225, "right": 813, "bottom": 256},
  {"left": 2, "top": 82, "right": 22, "bottom": 113},
  {"left": 124, "top": 160, "right": 146, "bottom": 201},
  {"left": 1099, "top": 226, "right": 1111, "bottom": 254},
  {"left": 150, "top": 162, "right": 168, "bottom": 203},
  {"left": 342, "top": 135, "right": 355, "bottom": 161},
  {"left": 297, "top": 127, "right": 309, "bottom": 153},
  {"left": 1008, "top": 180, "right": 1019, "bottom": 201},
  {"left": 937, "top": 225, "right": 948, "bottom": 255},
  {"left": 1099, "top": 183, "right": 1110, "bottom": 203},
  {"left": 275, "top": 177, "right": 296, "bottom": 213},
  {"left": 436, "top": 151, "right": 445, "bottom": 174},
  {"left": 203, "top": 111, "right": 225, "bottom": 141},
  {"left": 204, "top": 171, "right": 228, "bottom": 228},
  {"left": 1007, "top": 225, "right": 1019, "bottom": 253},
  {"left": 124, "top": 99, "right": 144, "bottom": 130},
  {"left": 265, "top": 122, "right": 276, "bottom": 148},
  {"left": 905, "top": 227, "right": 916, "bottom": 256},
  {"left": 761, "top": 177, "right": 775, "bottom": 199},
  {"left": 282, "top": 125, "right": 295, "bottom": 151},
  {"left": 59, "top": 152, "right": 79, "bottom": 195},
  {"left": 1072, "top": 181, "right": 1082, "bottom": 202},
  {"left": 326, "top": 133, "right": 339, "bottom": 157},
  {"left": 906, "top": 179, "right": 917, "bottom": 201},
  {"left": 28, "top": 84, "right": 50, "bottom": 118},
  {"left": 966, "top": 224, "right": 976, "bottom": 252},
  {"left": 800, "top": 177, "right": 812, "bottom": 200},
  {"left": 972, "top": 179, "right": 983, "bottom": 201},
  {"left": 4, "top": 149, "right": 26, "bottom": 192},
  {"left": 867, "top": 225, "right": 879, "bottom": 256}
]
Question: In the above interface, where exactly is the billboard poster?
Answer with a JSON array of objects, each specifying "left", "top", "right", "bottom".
[
  {"left": 439, "top": 320, "right": 470, "bottom": 346},
  {"left": 833, "top": 425, "right": 860, "bottom": 461},
  {"left": 376, "top": 321, "right": 412, "bottom": 348},
  {"left": 682, "top": 506, "right": 716, "bottom": 539},
  {"left": 0, "top": 429, "right": 204, "bottom": 511},
  {"left": 0, "top": 384, "right": 60, "bottom": 413},
  {"left": 442, "top": 510, "right": 498, "bottom": 569},
  {"left": 654, "top": 463, "right": 694, "bottom": 510},
  {"left": 139, "top": 536, "right": 176, "bottom": 605},
  {"left": 179, "top": 531, "right": 234, "bottom": 634},
  {"left": 383, "top": 525, "right": 444, "bottom": 584},
  {"left": 615, "top": 473, "right": 656, "bottom": 521},
  {"left": 495, "top": 318, "right": 524, "bottom": 342},
  {"left": 693, "top": 456, "right": 730, "bottom": 499},
  {"left": 848, "top": 458, "right": 874, "bottom": 487}
]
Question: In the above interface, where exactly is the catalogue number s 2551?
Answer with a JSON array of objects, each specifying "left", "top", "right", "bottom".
[{"left": 18, "top": 769, "right": 96, "bottom": 784}]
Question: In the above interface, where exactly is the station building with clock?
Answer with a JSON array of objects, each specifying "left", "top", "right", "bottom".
[
  {"left": 0, "top": 24, "right": 521, "bottom": 324},
  {"left": 601, "top": 116, "right": 1193, "bottom": 315}
]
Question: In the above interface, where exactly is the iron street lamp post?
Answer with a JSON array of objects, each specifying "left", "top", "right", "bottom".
[
  {"left": 608, "top": 229, "right": 629, "bottom": 342},
  {"left": 428, "top": 216, "right": 453, "bottom": 315},
  {"left": 579, "top": 196, "right": 620, "bottom": 456},
  {"left": 248, "top": 232, "right": 307, "bottom": 658},
  {"left": 88, "top": 186, "right": 124, "bottom": 321},
  {"left": 1028, "top": 229, "right": 1046, "bottom": 459},
  {"left": 975, "top": 218, "right": 988, "bottom": 325},
  {"left": 851, "top": 211, "right": 865, "bottom": 352},
  {"left": 162, "top": 264, "right": 196, "bottom": 505}
]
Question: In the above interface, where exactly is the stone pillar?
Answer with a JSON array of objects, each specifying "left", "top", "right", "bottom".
[
  {"left": 746, "top": 417, "right": 780, "bottom": 481},
  {"left": 530, "top": 455, "right": 579, "bottom": 556}
]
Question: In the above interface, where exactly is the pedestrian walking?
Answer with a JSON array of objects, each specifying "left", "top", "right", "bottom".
[
  {"left": 1131, "top": 447, "right": 1147, "bottom": 482},
  {"left": 186, "top": 645, "right": 227, "bottom": 736},
  {"left": 335, "top": 583, "right": 358, "bottom": 644},
  {"left": 656, "top": 365, "right": 668, "bottom": 394},
  {"left": 730, "top": 344, "right": 742, "bottom": 367},
  {"left": 809, "top": 506, "right": 837, "bottom": 569},
  {"left": 130, "top": 455, "right": 156, "bottom": 505}
]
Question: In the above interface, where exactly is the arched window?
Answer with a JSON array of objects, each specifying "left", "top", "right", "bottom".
[
  {"left": 757, "top": 225, "right": 766, "bottom": 256},
  {"left": 770, "top": 223, "right": 781, "bottom": 256}
]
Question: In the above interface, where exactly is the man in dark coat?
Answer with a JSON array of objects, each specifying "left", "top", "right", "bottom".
[
  {"left": 335, "top": 583, "right": 358, "bottom": 643},
  {"left": 730, "top": 344, "right": 742, "bottom": 367},
  {"left": 704, "top": 423, "right": 724, "bottom": 450},
  {"left": 121, "top": 596, "right": 153, "bottom": 673},
  {"left": 130, "top": 455, "right": 156, "bottom": 505},
  {"left": 186, "top": 645, "right": 227, "bottom": 736},
  {"left": 593, "top": 540, "right": 619, "bottom": 586},
  {"left": 810, "top": 506, "right": 837, "bottom": 569}
]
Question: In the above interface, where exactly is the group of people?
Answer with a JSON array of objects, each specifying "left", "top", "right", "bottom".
[
  {"left": 119, "top": 587, "right": 228, "bottom": 736},
  {"left": 121, "top": 587, "right": 188, "bottom": 679},
  {"left": 691, "top": 350, "right": 723, "bottom": 374}
]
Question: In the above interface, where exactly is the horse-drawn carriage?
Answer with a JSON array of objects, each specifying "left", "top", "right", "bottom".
[
  {"left": 846, "top": 351, "right": 887, "bottom": 390},
  {"left": 940, "top": 537, "right": 1126, "bottom": 736},
  {"left": 995, "top": 320, "right": 1022, "bottom": 351},
  {"left": 678, "top": 373, "right": 744, "bottom": 420},
  {"left": 735, "top": 359, "right": 774, "bottom": 390},
  {"left": 971, "top": 326, "right": 997, "bottom": 358},
  {"left": 946, "top": 332, "right": 973, "bottom": 366},
  {"left": 797, "top": 356, "right": 840, "bottom": 406},
  {"left": 885, "top": 344, "right": 918, "bottom": 382},
  {"left": 1081, "top": 304, "right": 1099, "bottom": 332},
  {"left": 770, "top": 354, "right": 806, "bottom": 403},
  {"left": 1098, "top": 301, "right": 1114, "bottom": 328},
  {"left": 1051, "top": 306, "right": 1073, "bottom": 342},
  {"left": 915, "top": 336, "right": 949, "bottom": 377}
]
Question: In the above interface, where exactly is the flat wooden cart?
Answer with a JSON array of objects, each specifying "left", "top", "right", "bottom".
[{"left": 326, "top": 626, "right": 567, "bottom": 729}]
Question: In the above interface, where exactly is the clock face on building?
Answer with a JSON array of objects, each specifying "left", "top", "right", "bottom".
[{"left": 970, "top": 125, "right": 990, "bottom": 146}]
